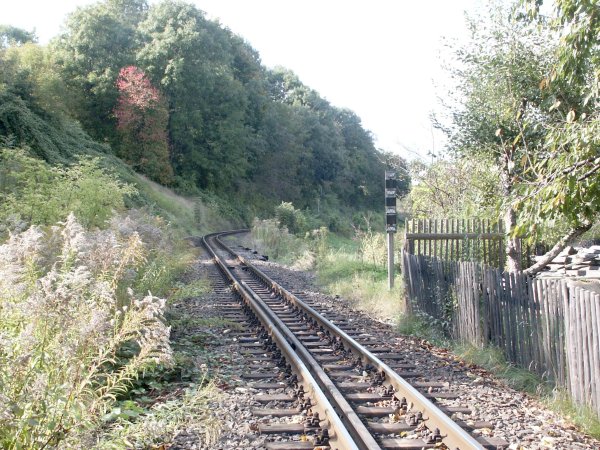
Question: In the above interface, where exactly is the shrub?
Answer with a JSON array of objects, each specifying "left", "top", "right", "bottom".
[
  {"left": 0, "top": 148, "right": 136, "bottom": 234},
  {"left": 354, "top": 226, "right": 387, "bottom": 267},
  {"left": 274, "top": 201, "right": 306, "bottom": 235},
  {"left": 251, "top": 218, "right": 305, "bottom": 262},
  {"left": 0, "top": 214, "right": 172, "bottom": 448}
]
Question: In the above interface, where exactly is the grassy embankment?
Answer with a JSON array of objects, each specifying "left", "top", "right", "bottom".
[{"left": 249, "top": 219, "right": 405, "bottom": 322}]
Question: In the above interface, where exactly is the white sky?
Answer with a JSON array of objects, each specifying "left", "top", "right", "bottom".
[{"left": 3, "top": 0, "right": 485, "bottom": 160}]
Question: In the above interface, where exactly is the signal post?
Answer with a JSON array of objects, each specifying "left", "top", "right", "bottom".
[{"left": 385, "top": 170, "right": 397, "bottom": 289}]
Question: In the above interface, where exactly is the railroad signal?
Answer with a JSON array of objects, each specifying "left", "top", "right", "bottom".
[
  {"left": 384, "top": 170, "right": 397, "bottom": 232},
  {"left": 385, "top": 170, "right": 397, "bottom": 289}
]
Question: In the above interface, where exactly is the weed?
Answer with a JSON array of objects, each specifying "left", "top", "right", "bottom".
[
  {"left": 316, "top": 235, "right": 404, "bottom": 321},
  {"left": 95, "top": 381, "right": 222, "bottom": 449},
  {"left": 396, "top": 313, "right": 450, "bottom": 347},
  {"left": 549, "top": 391, "right": 600, "bottom": 439},
  {"left": 454, "top": 343, "right": 542, "bottom": 393},
  {"left": 0, "top": 214, "right": 172, "bottom": 448},
  {"left": 169, "top": 279, "right": 211, "bottom": 303}
]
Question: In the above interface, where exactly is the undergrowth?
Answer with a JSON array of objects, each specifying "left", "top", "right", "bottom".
[
  {"left": 250, "top": 217, "right": 405, "bottom": 321},
  {"left": 95, "top": 382, "right": 221, "bottom": 449},
  {"left": 317, "top": 247, "right": 404, "bottom": 320},
  {"left": 0, "top": 213, "right": 174, "bottom": 448}
]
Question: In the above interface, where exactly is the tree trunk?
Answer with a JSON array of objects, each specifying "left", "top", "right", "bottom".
[
  {"left": 500, "top": 146, "right": 521, "bottom": 272},
  {"left": 523, "top": 222, "right": 593, "bottom": 276},
  {"left": 504, "top": 207, "right": 522, "bottom": 272}
]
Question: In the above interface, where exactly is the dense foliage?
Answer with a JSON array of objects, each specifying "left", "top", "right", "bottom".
[
  {"left": 1, "top": 0, "right": 401, "bottom": 227},
  {"left": 429, "top": 0, "right": 599, "bottom": 271},
  {"left": 26, "top": 0, "right": 396, "bottom": 223},
  {"left": 0, "top": 2, "right": 404, "bottom": 446}
]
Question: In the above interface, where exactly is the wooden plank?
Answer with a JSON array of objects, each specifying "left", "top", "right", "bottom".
[
  {"left": 482, "top": 219, "right": 488, "bottom": 265},
  {"left": 417, "top": 218, "right": 421, "bottom": 256},
  {"left": 540, "top": 280, "right": 553, "bottom": 379},
  {"left": 444, "top": 219, "right": 449, "bottom": 260},
  {"left": 528, "top": 277, "right": 542, "bottom": 375},
  {"left": 552, "top": 280, "right": 563, "bottom": 382},
  {"left": 433, "top": 219, "right": 438, "bottom": 258},
  {"left": 557, "top": 280, "right": 568, "bottom": 386},
  {"left": 566, "top": 286, "right": 578, "bottom": 400},
  {"left": 266, "top": 442, "right": 315, "bottom": 450},
  {"left": 591, "top": 293, "right": 600, "bottom": 414},
  {"left": 461, "top": 218, "right": 465, "bottom": 260},
  {"left": 573, "top": 287, "right": 584, "bottom": 403},
  {"left": 428, "top": 218, "right": 432, "bottom": 257},
  {"left": 253, "top": 408, "right": 301, "bottom": 417},
  {"left": 259, "top": 423, "right": 305, "bottom": 434},
  {"left": 587, "top": 291, "right": 599, "bottom": 411},
  {"left": 581, "top": 290, "right": 591, "bottom": 407}
]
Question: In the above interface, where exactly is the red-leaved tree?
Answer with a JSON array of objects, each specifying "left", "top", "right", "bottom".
[{"left": 114, "top": 66, "right": 173, "bottom": 184}]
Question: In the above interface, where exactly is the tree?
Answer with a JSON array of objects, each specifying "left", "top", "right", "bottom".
[
  {"left": 52, "top": 0, "right": 147, "bottom": 141},
  {"left": 408, "top": 156, "right": 499, "bottom": 220},
  {"left": 514, "top": 0, "right": 599, "bottom": 274},
  {"left": 136, "top": 0, "right": 252, "bottom": 191},
  {"left": 0, "top": 25, "right": 36, "bottom": 48},
  {"left": 437, "top": 0, "right": 599, "bottom": 272},
  {"left": 114, "top": 66, "right": 173, "bottom": 184}
]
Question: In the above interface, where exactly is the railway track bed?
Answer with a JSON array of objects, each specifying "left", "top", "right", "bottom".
[{"left": 168, "top": 231, "right": 600, "bottom": 449}]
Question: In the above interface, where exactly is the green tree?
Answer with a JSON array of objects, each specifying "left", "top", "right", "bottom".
[
  {"left": 0, "top": 25, "right": 36, "bottom": 48},
  {"left": 114, "top": 65, "right": 173, "bottom": 184},
  {"left": 439, "top": 2, "right": 562, "bottom": 270},
  {"left": 52, "top": 0, "right": 147, "bottom": 141},
  {"left": 408, "top": 156, "right": 500, "bottom": 219},
  {"left": 515, "top": 0, "right": 599, "bottom": 274},
  {"left": 136, "top": 0, "right": 252, "bottom": 191},
  {"left": 438, "top": 0, "right": 598, "bottom": 272}
]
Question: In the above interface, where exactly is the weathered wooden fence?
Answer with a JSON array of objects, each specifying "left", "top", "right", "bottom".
[
  {"left": 405, "top": 218, "right": 505, "bottom": 267},
  {"left": 402, "top": 251, "right": 600, "bottom": 417}
]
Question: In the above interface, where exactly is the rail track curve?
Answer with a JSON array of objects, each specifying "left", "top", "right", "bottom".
[{"left": 202, "top": 230, "right": 507, "bottom": 450}]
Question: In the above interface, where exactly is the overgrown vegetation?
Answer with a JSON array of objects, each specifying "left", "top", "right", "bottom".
[
  {"left": 0, "top": 213, "right": 174, "bottom": 447},
  {"left": 1, "top": 0, "right": 404, "bottom": 219},
  {"left": 423, "top": 0, "right": 600, "bottom": 272},
  {"left": 250, "top": 214, "right": 404, "bottom": 321},
  {"left": 0, "top": 148, "right": 135, "bottom": 233},
  {"left": 0, "top": 0, "right": 410, "bottom": 447}
]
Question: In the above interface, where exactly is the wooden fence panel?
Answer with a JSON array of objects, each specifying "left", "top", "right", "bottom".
[
  {"left": 405, "top": 218, "right": 504, "bottom": 267},
  {"left": 402, "top": 249, "right": 600, "bottom": 418}
]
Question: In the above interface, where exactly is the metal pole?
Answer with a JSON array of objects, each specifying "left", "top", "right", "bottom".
[{"left": 387, "top": 231, "right": 394, "bottom": 289}]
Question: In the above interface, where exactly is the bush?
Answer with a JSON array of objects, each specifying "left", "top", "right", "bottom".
[
  {"left": 0, "top": 213, "right": 172, "bottom": 448},
  {"left": 274, "top": 201, "right": 306, "bottom": 235},
  {"left": 0, "top": 148, "right": 136, "bottom": 234}
]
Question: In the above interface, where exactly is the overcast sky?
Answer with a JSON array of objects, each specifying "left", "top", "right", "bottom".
[{"left": 3, "top": 0, "right": 485, "bottom": 160}]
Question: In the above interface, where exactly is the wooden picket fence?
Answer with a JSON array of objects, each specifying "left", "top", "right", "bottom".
[
  {"left": 404, "top": 218, "right": 505, "bottom": 268},
  {"left": 402, "top": 251, "right": 600, "bottom": 417}
]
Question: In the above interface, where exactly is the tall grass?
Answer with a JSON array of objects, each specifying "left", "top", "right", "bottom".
[
  {"left": 250, "top": 218, "right": 404, "bottom": 321},
  {"left": 317, "top": 244, "right": 404, "bottom": 321},
  {"left": 95, "top": 382, "right": 221, "bottom": 449},
  {"left": 249, "top": 218, "right": 311, "bottom": 264}
]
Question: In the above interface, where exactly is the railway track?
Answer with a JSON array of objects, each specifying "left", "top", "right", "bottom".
[{"left": 202, "top": 230, "right": 509, "bottom": 450}]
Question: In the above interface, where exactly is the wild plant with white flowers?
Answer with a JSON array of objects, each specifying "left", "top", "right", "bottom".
[{"left": 0, "top": 213, "right": 172, "bottom": 448}]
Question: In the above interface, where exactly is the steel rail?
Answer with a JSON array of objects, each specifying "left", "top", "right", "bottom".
[
  {"left": 202, "top": 233, "right": 361, "bottom": 450},
  {"left": 215, "top": 231, "right": 486, "bottom": 450}
]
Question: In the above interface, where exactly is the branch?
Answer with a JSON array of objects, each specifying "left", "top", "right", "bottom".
[{"left": 523, "top": 222, "right": 593, "bottom": 276}]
